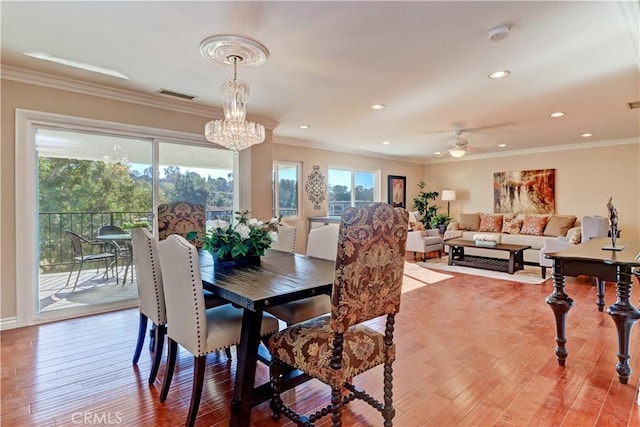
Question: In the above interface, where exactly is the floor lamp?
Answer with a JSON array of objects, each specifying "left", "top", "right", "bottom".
[{"left": 441, "top": 190, "right": 456, "bottom": 217}]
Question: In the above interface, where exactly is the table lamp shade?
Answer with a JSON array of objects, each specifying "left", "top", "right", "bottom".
[
  {"left": 441, "top": 190, "right": 456, "bottom": 217},
  {"left": 441, "top": 190, "right": 456, "bottom": 201}
]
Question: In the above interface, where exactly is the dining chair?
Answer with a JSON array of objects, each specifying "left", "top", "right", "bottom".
[
  {"left": 265, "top": 222, "right": 331, "bottom": 326},
  {"left": 268, "top": 203, "right": 409, "bottom": 427},
  {"left": 269, "top": 222, "right": 297, "bottom": 252},
  {"left": 305, "top": 223, "right": 339, "bottom": 260},
  {"left": 157, "top": 201, "right": 206, "bottom": 248},
  {"left": 64, "top": 229, "right": 117, "bottom": 290},
  {"left": 158, "top": 234, "right": 280, "bottom": 427},
  {"left": 98, "top": 225, "right": 132, "bottom": 283},
  {"left": 130, "top": 227, "right": 229, "bottom": 385}
]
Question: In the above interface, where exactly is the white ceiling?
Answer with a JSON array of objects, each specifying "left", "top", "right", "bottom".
[{"left": 2, "top": 1, "right": 639, "bottom": 162}]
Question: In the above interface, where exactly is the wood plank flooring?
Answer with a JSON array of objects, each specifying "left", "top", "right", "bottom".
[{"left": 2, "top": 256, "right": 639, "bottom": 426}]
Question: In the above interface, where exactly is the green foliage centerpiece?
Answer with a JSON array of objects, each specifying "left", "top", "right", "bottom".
[{"left": 201, "top": 210, "right": 280, "bottom": 268}]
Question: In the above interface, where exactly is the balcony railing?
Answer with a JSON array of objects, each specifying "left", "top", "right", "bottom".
[{"left": 38, "top": 209, "right": 233, "bottom": 273}]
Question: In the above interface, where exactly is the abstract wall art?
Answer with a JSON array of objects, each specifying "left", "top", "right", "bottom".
[{"left": 493, "top": 169, "right": 555, "bottom": 214}]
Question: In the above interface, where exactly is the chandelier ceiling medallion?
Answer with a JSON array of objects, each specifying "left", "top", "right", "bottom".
[{"left": 200, "top": 35, "right": 269, "bottom": 152}]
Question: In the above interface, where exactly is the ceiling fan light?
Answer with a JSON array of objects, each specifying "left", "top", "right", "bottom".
[{"left": 449, "top": 146, "right": 466, "bottom": 158}]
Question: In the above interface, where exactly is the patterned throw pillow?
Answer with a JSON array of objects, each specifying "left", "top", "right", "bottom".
[
  {"left": 520, "top": 215, "right": 549, "bottom": 236},
  {"left": 478, "top": 213, "right": 503, "bottom": 232},
  {"left": 568, "top": 228, "right": 582, "bottom": 244},
  {"left": 502, "top": 218, "right": 523, "bottom": 234}
]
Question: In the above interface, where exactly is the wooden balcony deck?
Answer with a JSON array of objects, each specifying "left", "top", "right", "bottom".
[{"left": 39, "top": 267, "right": 137, "bottom": 312}]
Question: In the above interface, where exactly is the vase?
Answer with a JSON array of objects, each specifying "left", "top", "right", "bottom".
[{"left": 214, "top": 254, "right": 261, "bottom": 270}]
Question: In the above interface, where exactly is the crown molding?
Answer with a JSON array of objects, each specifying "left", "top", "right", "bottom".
[
  {"left": 1, "top": 65, "right": 279, "bottom": 129},
  {"left": 424, "top": 138, "right": 640, "bottom": 164},
  {"left": 273, "top": 135, "right": 424, "bottom": 164},
  {"left": 275, "top": 134, "right": 638, "bottom": 165}
]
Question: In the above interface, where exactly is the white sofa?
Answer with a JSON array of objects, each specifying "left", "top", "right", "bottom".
[{"left": 443, "top": 212, "right": 581, "bottom": 266}]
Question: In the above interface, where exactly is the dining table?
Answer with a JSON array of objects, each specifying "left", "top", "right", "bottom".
[
  {"left": 545, "top": 237, "right": 640, "bottom": 384},
  {"left": 199, "top": 249, "right": 335, "bottom": 427}
]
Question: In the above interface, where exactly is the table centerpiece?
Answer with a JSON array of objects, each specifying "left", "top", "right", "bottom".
[{"left": 200, "top": 210, "right": 281, "bottom": 269}]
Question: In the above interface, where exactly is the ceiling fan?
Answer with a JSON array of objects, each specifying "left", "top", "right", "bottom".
[{"left": 447, "top": 131, "right": 469, "bottom": 158}]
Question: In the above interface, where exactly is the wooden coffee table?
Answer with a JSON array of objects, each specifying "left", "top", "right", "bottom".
[{"left": 445, "top": 238, "right": 531, "bottom": 274}]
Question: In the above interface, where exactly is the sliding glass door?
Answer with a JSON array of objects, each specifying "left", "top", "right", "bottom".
[
  {"left": 36, "top": 128, "right": 153, "bottom": 314},
  {"left": 16, "top": 110, "right": 238, "bottom": 326}
]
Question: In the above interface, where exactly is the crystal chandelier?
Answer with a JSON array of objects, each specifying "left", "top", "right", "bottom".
[
  {"left": 204, "top": 55, "right": 265, "bottom": 152},
  {"left": 200, "top": 35, "right": 268, "bottom": 153}
]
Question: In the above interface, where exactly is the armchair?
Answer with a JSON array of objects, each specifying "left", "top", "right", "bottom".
[{"left": 406, "top": 229, "right": 443, "bottom": 261}]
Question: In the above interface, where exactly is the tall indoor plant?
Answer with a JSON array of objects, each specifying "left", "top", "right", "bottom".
[{"left": 412, "top": 181, "right": 439, "bottom": 229}]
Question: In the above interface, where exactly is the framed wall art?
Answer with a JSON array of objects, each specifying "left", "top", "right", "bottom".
[
  {"left": 387, "top": 175, "right": 406, "bottom": 208},
  {"left": 493, "top": 168, "right": 555, "bottom": 214}
]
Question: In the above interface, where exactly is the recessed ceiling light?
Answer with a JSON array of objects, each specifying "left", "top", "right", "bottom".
[
  {"left": 298, "top": 125, "right": 310, "bottom": 129},
  {"left": 489, "top": 70, "right": 511, "bottom": 79},
  {"left": 25, "top": 52, "right": 129, "bottom": 79},
  {"left": 434, "top": 151, "right": 442, "bottom": 155},
  {"left": 581, "top": 133, "right": 593, "bottom": 137},
  {"left": 549, "top": 112, "right": 565, "bottom": 118},
  {"left": 497, "top": 143, "right": 507, "bottom": 148},
  {"left": 382, "top": 141, "right": 390, "bottom": 145},
  {"left": 370, "top": 104, "right": 386, "bottom": 110}
]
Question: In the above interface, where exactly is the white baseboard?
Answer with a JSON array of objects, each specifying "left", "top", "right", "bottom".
[{"left": 0, "top": 317, "right": 18, "bottom": 330}]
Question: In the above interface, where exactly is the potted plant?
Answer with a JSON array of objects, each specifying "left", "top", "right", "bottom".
[
  {"left": 429, "top": 213, "right": 452, "bottom": 234},
  {"left": 412, "top": 181, "right": 439, "bottom": 229}
]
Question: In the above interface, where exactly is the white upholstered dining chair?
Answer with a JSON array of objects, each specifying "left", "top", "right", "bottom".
[
  {"left": 130, "top": 227, "right": 228, "bottom": 385},
  {"left": 157, "top": 234, "right": 279, "bottom": 427}
]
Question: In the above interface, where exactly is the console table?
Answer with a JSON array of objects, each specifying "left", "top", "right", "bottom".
[
  {"left": 446, "top": 238, "right": 531, "bottom": 274},
  {"left": 544, "top": 237, "right": 640, "bottom": 384}
]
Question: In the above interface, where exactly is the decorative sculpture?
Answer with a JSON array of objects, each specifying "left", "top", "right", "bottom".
[{"left": 603, "top": 196, "right": 623, "bottom": 251}]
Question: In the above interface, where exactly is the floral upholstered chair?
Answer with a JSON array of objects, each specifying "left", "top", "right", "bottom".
[
  {"left": 157, "top": 202, "right": 206, "bottom": 248},
  {"left": 267, "top": 203, "right": 409, "bottom": 427}
]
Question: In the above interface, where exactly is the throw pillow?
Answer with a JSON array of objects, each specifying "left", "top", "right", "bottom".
[
  {"left": 543, "top": 215, "right": 577, "bottom": 237},
  {"left": 502, "top": 217, "right": 523, "bottom": 234},
  {"left": 568, "top": 228, "right": 582, "bottom": 244},
  {"left": 520, "top": 215, "right": 549, "bottom": 235},
  {"left": 458, "top": 213, "right": 481, "bottom": 231},
  {"left": 478, "top": 213, "right": 503, "bottom": 232}
]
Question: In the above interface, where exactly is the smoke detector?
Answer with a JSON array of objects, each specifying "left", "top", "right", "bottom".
[{"left": 488, "top": 24, "right": 512, "bottom": 41}]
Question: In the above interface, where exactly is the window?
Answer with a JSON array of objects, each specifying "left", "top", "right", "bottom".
[
  {"left": 327, "top": 167, "right": 379, "bottom": 215},
  {"left": 273, "top": 161, "right": 301, "bottom": 218}
]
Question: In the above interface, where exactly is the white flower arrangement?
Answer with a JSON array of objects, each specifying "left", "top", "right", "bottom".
[
  {"left": 473, "top": 233, "right": 500, "bottom": 242},
  {"left": 202, "top": 210, "right": 281, "bottom": 260}
]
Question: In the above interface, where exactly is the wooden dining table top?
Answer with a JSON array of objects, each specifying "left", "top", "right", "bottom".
[{"left": 199, "top": 249, "right": 335, "bottom": 311}]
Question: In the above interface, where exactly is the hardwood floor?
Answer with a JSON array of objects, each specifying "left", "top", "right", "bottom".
[{"left": 2, "top": 256, "right": 639, "bottom": 426}]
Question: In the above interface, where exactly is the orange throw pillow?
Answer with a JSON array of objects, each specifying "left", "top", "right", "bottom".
[
  {"left": 478, "top": 213, "right": 503, "bottom": 232},
  {"left": 520, "top": 215, "right": 548, "bottom": 235}
]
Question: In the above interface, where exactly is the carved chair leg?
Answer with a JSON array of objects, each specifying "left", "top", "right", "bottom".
[
  {"left": 383, "top": 359, "right": 395, "bottom": 427},
  {"left": 270, "top": 358, "right": 284, "bottom": 421},
  {"left": 132, "top": 313, "right": 148, "bottom": 364},
  {"left": 225, "top": 347, "right": 232, "bottom": 359},
  {"left": 331, "top": 385, "right": 343, "bottom": 427}
]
